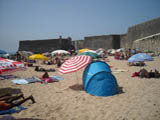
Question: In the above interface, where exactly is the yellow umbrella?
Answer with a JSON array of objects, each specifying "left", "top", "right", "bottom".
[
  {"left": 29, "top": 54, "right": 48, "bottom": 61},
  {"left": 78, "top": 48, "right": 90, "bottom": 54}
]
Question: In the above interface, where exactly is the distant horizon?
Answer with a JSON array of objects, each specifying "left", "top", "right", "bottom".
[{"left": 1, "top": 0, "right": 160, "bottom": 52}]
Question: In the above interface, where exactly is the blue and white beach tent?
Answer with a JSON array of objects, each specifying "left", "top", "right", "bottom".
[{"left": 83, "top": 61, "right": 118, "bottom": 97}]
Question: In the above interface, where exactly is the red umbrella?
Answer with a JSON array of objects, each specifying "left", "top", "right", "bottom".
[
  {"left": 0, "top": 58, "right": 26, "bottom": 75},
  {"left": 58, "top": 55, "right": 91, "bottom": 74}
]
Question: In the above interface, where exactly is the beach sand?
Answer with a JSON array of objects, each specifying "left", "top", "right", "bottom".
[{"left": 0, "top": 56, "right": 160, "bottom": 120}]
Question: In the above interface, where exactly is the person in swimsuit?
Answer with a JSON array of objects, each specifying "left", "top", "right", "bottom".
[
  {"left": 0, "top": 93, "right": 35, "bottom": 111},
  {"left": 42, "top": 72, "right": 49, "bottom": 79},
  {"left": 138, "top": 69, "right": 160, "bottom": 78}
]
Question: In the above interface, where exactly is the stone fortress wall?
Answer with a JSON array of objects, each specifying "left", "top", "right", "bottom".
[
  {"left": 19, "top": 17, "right": 160, "bottom": 53},
  {"left": 83, "top": 35, "right": 120, "bottom": 50},
  {"left": 18, "top": 36, "right": 73, "bottom": 53},
  {"left": 127, "top": 17, "right": 160, "bottom": 48},
  {"left": 74, "top": 17, "right": 160, "bottom": 53},
  {"left": 132, "top": 33, "right": 160, "bottom": 54}
]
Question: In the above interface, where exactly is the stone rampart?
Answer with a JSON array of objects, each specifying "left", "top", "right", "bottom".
[
  {"left": 72, "top": 40, "right": 84, "bottom": 50},
  {"left": 18, "top": 17, "right": 160, "bottom": 53},
  {"left": 120, "top": 34, "right": 128, "bottom": 48},
  {"left": 84, "top": 35, "right": 120, "bottom": 50},
  {"left": 127, "top": 17, "right": 160, "bottom": 48},
  {"left": 132, "top": 33, "right": 160, "bottom": 54},
  {"left": 18, "top": 37, "right": 72, "bottom": 53}
]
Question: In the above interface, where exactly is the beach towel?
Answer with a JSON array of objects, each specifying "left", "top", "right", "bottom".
[
  {"left": 50, "top": 76, "right": 64, "bottom": 80},
  {"left": 41, "top": 77, "right": 59, "bottom": 83},
  {"left": 44, "top": 78, "right": 54, "bottom": 83},
  {"left": 0, "top": 75, "right": 17, "bottom": 80},
  {"left": 12, "top": 79, "right": 29, "bottom": 84},
  {"left": 112, "top": 71, "right": 119, "bottom": 74},
  {"left": 25, "top": 77, "right": 41, "bottom": 83},
  {"left": 0, "top": 106, "right": 25, "bottom": 115},
  {"left": 39, "top": 76, "right": 64, "bottom": 83},
  {"left": 112, "top": 69, "right": 129, "bottom": 72},
  {"left": 11, "top": 77, "right": 41, "bottom": 84},
  {"left": 0, "top": 76, "right": 4, "bottom": 80}
]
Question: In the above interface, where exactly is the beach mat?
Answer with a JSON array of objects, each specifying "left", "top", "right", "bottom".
[
  {"left": 50, "top": 76, "right": 64, "bottom": 80},
  {"left": 0, "top": 106, "right": 25, "bottom": 115},
  {"left": 0, "top": 75, "right": 17, "bottom": 80},
  {"left": 11, "top": 77, "right": 41, "bottom": 84}
]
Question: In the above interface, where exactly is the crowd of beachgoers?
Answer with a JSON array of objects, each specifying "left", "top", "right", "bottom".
[{"left": 0, "top": 48, "right": 160, "bottom": 120}]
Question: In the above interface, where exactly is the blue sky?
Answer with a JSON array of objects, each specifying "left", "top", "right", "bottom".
[{"left": 0, "top": 0, "right": 160, "bottom": 52}]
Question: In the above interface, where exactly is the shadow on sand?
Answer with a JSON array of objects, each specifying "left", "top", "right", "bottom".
[
  {"left": 0, "top": 116, "right": 43, "bottom": 120},
  {"left": 117, "top": 86, "right": 125, "bottom": 94},
  {"left": 69, "top": 84, "right": 125, "bottom": 95},
  {"left": 0, "top": 87, "right": 22, "bottom": 95},
  {"left": 69, "top": 84, "right": 84, "bottom": 91}
]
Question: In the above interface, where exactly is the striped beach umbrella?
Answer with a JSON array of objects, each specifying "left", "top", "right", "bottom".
[
  {"left": 58, "top": 55, "right": 92, "bottom": 74},
  {"left": 0, "top": 58, "right": 26, "bottom": 75}
]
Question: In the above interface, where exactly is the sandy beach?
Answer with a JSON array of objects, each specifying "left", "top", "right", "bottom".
[{"left": 0, "top": 56, "right": 160, "bottom": 120}]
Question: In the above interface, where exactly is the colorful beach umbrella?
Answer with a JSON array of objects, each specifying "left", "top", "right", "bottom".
[
  {"left": 96, "top": 48, "right": 105, "bottom": 56},
  {"left": 18, "top": 51, "right": 34, "bottom": 57},
  {"left": 58, "top": 55, "right": 92, "bottom": 74},
  {"left": 29, "top": 54, "right": 48, "bottom": 61},
  {"left": 0, "top": 58, "right": 26, "bottom": 75},
  {"left": 96, "top": 48, "right": 105, "bottom": 52},
  {"left": 42, "top": 52, "right": 50, "bottom": 56},
  {"left": 51, "top": 50, "right": 70, "bottom": 55},
  {"left": 86, "top": 50, "right": 96, "bottom": 53},
  {"left": 78, "top": 49, "right": 90, "bottom": 54},
  {"left": 79, "top": 52, "right": 101, "bottom": 59},
  {"left": 128, "top": 53, "right": 153, "bottom": 63}
]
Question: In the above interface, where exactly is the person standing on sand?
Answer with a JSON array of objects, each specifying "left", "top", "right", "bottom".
[{"left": 128, "top": 48, "right": 132, "bottom": 57}]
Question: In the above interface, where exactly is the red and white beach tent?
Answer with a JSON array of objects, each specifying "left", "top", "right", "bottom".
[
  {"left": 0, "top": 58, "right": 26, "bottom": 75},
  {"left": 58, "top": 55, "right": 92, "bottom": 74}
]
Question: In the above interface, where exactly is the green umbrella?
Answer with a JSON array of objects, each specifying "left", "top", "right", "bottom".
[{"left": 79, "top": 52, "right": 101, "bottom": 59}]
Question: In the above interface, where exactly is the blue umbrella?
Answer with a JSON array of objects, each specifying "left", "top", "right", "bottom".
[
  {"left": 0, "top": 50, "right": 7, "bottom": 54},
  {"left": 128, "top": 53, "right": 153, "bottom": 63},
  {"left": 75, "top": 49, "right": 80, "bottom": 54},
  {"left": 131, "top": 49, "right": 135, "bottom": 54}
]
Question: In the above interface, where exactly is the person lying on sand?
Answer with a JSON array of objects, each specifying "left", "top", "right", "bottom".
[
  {"left": 40, "top": 72, "right": 59, "bottom": 83},
  {"left": 0, "top": 93, "right": 35, "bottom": 111},
  {"left": 35, "top": 66, "right": 55, "bottom": 72},
  {"left": 128, "top": 62, "right": 145, "bottom": 67},
  {"left": 132, "top": 69, "right": 160, "bottom": 78}
]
